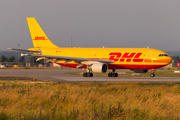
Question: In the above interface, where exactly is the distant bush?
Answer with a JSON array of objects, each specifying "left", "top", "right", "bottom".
[{"left": 0, "top": 112, "right": 9, "bottom": 120}]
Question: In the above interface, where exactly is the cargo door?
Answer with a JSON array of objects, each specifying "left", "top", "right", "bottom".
[{"left": 144, "top": 51, "right": 153, "bottom": 63}]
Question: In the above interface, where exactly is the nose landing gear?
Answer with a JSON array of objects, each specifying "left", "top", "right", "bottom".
[{"left": 150, "top": 69, "right": 155, "bottom": 77}]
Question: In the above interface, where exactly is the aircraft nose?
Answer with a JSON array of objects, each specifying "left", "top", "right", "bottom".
[
  {"left": 153, "top": 57, "right": 172, "bottom": 64},
  {"left": 167, "top": 58, "right": 172, "bottom": 64}
]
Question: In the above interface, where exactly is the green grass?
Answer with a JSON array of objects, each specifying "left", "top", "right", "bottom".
[
  {"left": 0, "top": 112, "right": 9, "bottom": 120},
  {"left": 159, "top": 67, "right": 180, "bottom": 70}
]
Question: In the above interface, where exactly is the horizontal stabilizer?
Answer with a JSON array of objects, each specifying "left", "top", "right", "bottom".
[{"left": 8, "top": 48, "right": 41, "bottom": 53}]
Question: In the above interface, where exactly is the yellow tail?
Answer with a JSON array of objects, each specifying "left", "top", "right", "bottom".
[{"left": 26, "top": 17, "right": 59, "bottom": 48}]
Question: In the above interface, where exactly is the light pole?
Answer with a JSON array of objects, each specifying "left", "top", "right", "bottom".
[
  {"left": 70, "top": 34, "right": 72, "bottom": 47},
  {"left": 18, "top": 44, "right": 21, "bottom": 67}
]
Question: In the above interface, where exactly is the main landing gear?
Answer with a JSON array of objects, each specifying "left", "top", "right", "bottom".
[
  {"left": 150, "top": 69, "right": 155, "bottom": 77},
  {"left": 108, "top": 69, "right": 118, "bottom": 77},
  {"left": 83, "top": 72, "right": 93, "bottom": 77}
]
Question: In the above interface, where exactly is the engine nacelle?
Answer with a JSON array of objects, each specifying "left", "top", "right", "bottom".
[
  {"left": 132, "top": 69, "right": 148, "bottom": 73},
  {"left": 89, "top": 63, "right": 108, "bottom": 73}
]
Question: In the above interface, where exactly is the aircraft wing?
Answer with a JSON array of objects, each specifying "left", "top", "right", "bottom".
[
  {"left": 9, "top": 48, "right": 114, "bottom": 67},
  {"left": 22, "top": 54, "right": 114, "bottom": 66}
]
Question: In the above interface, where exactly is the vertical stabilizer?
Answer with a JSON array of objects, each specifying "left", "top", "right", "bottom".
[{"left": 26, "top": 17, "right": 59, "bottom": 48}]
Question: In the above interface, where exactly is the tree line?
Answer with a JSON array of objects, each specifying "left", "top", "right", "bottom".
[
  {"left": 0, "top": 55, "right": 44, "bottom": 64},
  {"left": 171, "top": 56, "right": 180, "bottom": 63},
  {"left": 0, "top": 55, "right": 25, "bottom": 62}
]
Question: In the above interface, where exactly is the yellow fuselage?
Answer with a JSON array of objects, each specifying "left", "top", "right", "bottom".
[{"left": 29, "top": 47, "right": 172, "bottom": 70}]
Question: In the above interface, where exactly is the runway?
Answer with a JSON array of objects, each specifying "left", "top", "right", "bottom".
[{"left": 0, "top": 69, "right": 179, "bottom": 82}]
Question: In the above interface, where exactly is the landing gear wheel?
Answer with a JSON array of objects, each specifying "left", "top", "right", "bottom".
[
  {"left": 150, "top": 73, "right": 155, "bottom": 77},
  {"left": 87, "top": 73, "right": 90, "bottom": 77},
  {"left": 112, "top": 73, "right": 118, "bottom": 77},
  {"left": 83, "top": 72, "right": 93, "bottom": 77},
  {"left": 83, "top": 73, "right": 87, "bottom": 77},
  {"left": 90, "top": 73, "right": 93, "bottom": 77},
  {"left": 115, "top": 73, "right": 118, "bottom": 77},
  {"left": 108, "top": 73, "right": 118, "bottom": 77},
  {"left": 108, "top": 73, "right": 112, "bottom": 77}
]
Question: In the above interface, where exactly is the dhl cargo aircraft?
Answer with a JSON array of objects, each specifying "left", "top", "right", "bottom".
[{"left": 9, "top": 17, "right": 172, "bottom": 77}]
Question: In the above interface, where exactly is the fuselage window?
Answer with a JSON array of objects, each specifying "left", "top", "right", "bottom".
[{"left": 159, "top": 54, "right": 168, "bottom": 57}]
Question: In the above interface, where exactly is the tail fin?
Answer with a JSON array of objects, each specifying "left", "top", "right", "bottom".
[{"left": 26, "top": 17, "right": 59, "bottom": 48}]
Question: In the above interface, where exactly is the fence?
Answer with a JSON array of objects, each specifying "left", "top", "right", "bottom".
[
  {"left": 0, "top": 62, "right": 27, "bottom": 67},
  {"left": 2, "top": 102, "right": 121, "bottom": 120}
]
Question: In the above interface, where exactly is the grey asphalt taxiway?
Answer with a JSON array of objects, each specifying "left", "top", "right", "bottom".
[{"left": 0, "top": 69, "right": 179, "bottom": 82}]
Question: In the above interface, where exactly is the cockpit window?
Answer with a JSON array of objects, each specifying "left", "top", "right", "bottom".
[{"left": 159, "top": 54, "right": 168, "bottom": 57}]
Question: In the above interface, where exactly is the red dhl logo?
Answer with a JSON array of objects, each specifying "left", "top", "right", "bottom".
[
  {"left": 109, "top": 52, "right": 143, "bottom": 62},
  {"left": 33, "top": 36, "right": 48, "bottom": 40}
]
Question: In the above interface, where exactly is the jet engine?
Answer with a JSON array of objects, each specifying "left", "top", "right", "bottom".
[
  {"left": 132, "top": 69, "right": 148, "bottom": 73},
  {"left": 89, "top": 63, "right": 108, "bottom": 73}
]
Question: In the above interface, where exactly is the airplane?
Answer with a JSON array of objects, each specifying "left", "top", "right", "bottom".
[{"left": 8, "top": 17, "right": 172, "bottom": 77}]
